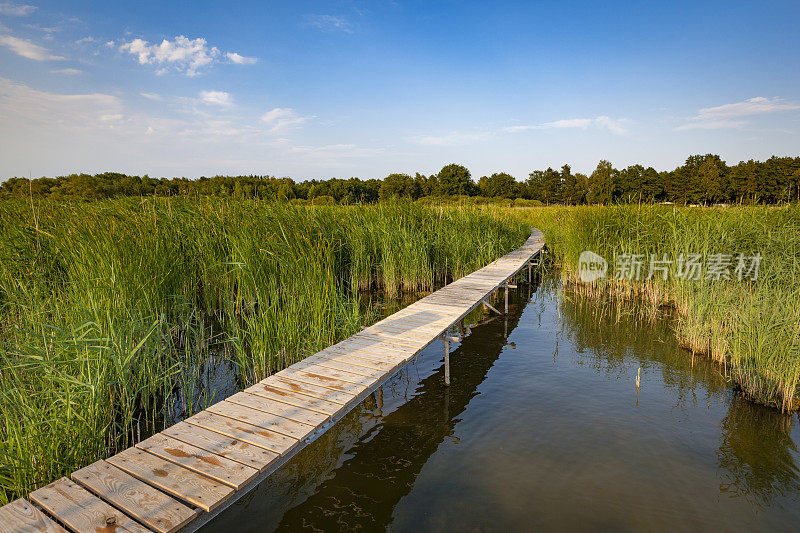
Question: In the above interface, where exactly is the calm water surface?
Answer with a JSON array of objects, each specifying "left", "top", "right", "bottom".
[{"left": 205, "top": 276, "right": 800, "bottom": 532}]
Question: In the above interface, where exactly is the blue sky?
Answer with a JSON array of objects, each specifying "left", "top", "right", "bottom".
[{"left": 1, "top": 1, "right": 799, "bottom": 180}]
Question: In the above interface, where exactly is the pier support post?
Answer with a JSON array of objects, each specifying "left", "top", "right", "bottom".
[
  {"left": 504, "top": 283, "right": 509, "bottom": 313},
  {"left": 443, "top": 336, "right": 450, "bottom": 386}
]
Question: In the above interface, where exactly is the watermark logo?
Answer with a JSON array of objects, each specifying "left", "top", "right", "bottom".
[
  {"left": 576, "top": 250, "right": 761, "bottom": 282},
  {"left": 578, "top": 250, "right": 608, "bottom": 282}
]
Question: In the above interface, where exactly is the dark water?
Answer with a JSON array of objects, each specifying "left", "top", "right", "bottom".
[{"left": 205, "top": 276, "right": 800, "bottom": 532}]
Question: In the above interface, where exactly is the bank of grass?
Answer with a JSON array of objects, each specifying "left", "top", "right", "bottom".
[
  {"left": 513, "top": 205, "right": 800, "bottom": 411},
  {"left": 0, "top": 198, "right": 528, "bottom": 503}
]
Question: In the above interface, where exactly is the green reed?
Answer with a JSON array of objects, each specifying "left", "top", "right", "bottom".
[
  {"left": 512, "top": 204, "right": 800, "bottom": 412},
  {"left": 0, "top": 198, "right": 528, "bottom": 503}
]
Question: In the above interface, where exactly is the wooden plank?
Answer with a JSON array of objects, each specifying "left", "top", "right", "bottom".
[
  {"left": 314, "top": 349, "right": 399, "bottom": 372},
  {"left": 301, "top": 355, "right": 387, "bottom": 379},
  {"left": 365, "top": 325, "right": 441, "bottom": 340},
  {"left": 245, "top": 381, "right": 344, "bottom": 416},
  {"left": 352, "top": 332, "right": 426, "bottom": 350},
  {"left": 0, "top": 499, "right": 66, "bottom": 533},
  {"left": 106, "top": 448, "right": 234, "bottom": 513},
  {"left": 162, "top": 421, "right": 279, "bottom": 471},
  {"left": 136, "top": 434, "right": 259, "bottom": 490},
  {"left": 276, "top": 368, "right": 370, "bottom": 396},
  {"left": 320, "top": 344, "right": 406, "bottom": 366},
  {"left": 264, "top": 376, "right": 357, "bottom": 405},
  {"left": 30, "top": 478, "right": 149, "bottom": 533},
  {"left": 328, "top": 339, "right": 410, "bottom": 359},
  {"left": 335, "top": 337, "right": 414, "bottom": 357},
  {"left": 226, "top": 391, "right": 330, "bottom": 426},
  {"left": 206, "top": 400, "right": 316, "bottom": 441},
  {"left": 186, "top": 411, "right": 299, "bottom": 455},
  {"left": 281, "top": 363, "right": 376, "bottom": 388},
  {"left": 71, "top": 460, "right": 196, "bottom": 533}
]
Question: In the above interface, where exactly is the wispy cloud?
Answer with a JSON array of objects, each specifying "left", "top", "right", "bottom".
[
  {"left": 49, "top": 67, "right": 81, "bottom": 75},
  {"left": 226, "top": 51, "right": 257, "bottom": 65},
  {"left": 407, "top": 131, "right": 492, "bottom": 146},
  {"left": 0, "top": 76, "right": 122, "bottom": 129},
  {"left": 505, "top": 116, "right": 629, "bottom": 135},
  {"left": 260, "top": 107, "right": 312, "bottom": 132},
  {"left": 677, "top": 96, "right": 800, "bottom": 130},
  {"left": 118, "top": 35, "right": 257, "bottom": 76},
  {"left": 694, "top": 97, "right": 800, "bottom": 120},
  {"left": 305, "top": 14, "right": 353, "bottom": 33},
  {"left": 200, "top": 90, "right": 233, "bottom": 107},
  {"left": 0, "top": 2, "right": 37, "bottom": 16},
  {"left": 0, "top": 34, "right": 65, "bottom": 60},
  {"left": 140, "top": 92, "right": 163, "bottom": 101},
  {"left": 675, "top": 120, "right": 746, "bottom": 131}
]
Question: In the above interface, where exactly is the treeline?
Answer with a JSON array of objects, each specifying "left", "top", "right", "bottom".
[{"left": 2, "top": 155, "right": 799, "bottom": 204}]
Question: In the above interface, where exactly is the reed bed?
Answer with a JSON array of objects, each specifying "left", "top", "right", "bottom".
[
  {"left": 0, "top": 198, "right": 528, "bottom": 503},
  {"left": 512, "top": 205, "right": 800, "bottom": 412}
]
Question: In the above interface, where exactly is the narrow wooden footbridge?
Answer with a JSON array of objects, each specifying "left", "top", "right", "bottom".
[{"left": 0, "top": 230, "right": 544, "bottom": 533}]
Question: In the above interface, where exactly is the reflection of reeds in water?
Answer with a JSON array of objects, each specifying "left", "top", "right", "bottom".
[
  {"left": 511, "top": 205, "right": 800, "bottom": 413},
  {"left": 557, "top": 281, "right": 729, "bottom": 399},
  {"left": 0, "top": 199, "right": 528, "bottom": 503},
  {"left": 717, "top": 396, "right": 800, "bottom": 508}
]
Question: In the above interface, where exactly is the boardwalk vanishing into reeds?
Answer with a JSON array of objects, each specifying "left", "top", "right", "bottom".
[{"left": 0, "top": 230, "right": 544, "bottom": 533}]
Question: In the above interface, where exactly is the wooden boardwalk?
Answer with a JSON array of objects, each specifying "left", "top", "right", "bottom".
[{"left": 0, "top": 231, "right": 543, "bottom": 533}]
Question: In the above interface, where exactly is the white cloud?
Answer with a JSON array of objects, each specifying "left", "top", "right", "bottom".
[
  {"left": 675, "top": 120, "right": 747, "bottom": 131},
  {"left": 260, "top": 107, "right": 312, "bottom": 132},
  {"left": 119, "top": 35, "right": 218, "bottom": 76},
  {"left": 0, "top": 2, "right": 36, "bottom": 16},
  {"left": 118, "top": 35, "right": 257, "bottom": 76},
  {"left": 408, "top": 131, "right": 492, "bottom": 146},
  {"left": 677, "top": 97, "right": 800, "bottom": 131},
  {"left": 200, "top": 90, "right": 233, "bottom": 107},
  {"left": 0, "top": 77, "right": 122, "bottom": 129},
  {"left": 226, "top": 51, "right": 257, "bottom": 65},
  {"left": 305, "top": 14, "right": 353, "bottom": 33},
  {"left": 140, "top": 92, "right": 163, "bottom": 101},
  {"left": 505, "top": 116, "right": 628, "bottom": 135},
  {"left": 75, "top": 36, "right": 96, "bottom": 45},
  {"left": 49, "top": 67, "right": 81, "bottom": 75},
  {"left": 0, "top": 34, "right": 65, "bottom": 60},
  {"left": 694, "top": 97, "right": 800, "bottom": 120}
]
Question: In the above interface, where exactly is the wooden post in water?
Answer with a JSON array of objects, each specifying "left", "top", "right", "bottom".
[
  {"left": 504, "top": 283, "right": 509, "bottom": 313},
  {"left": 443, "top": 336, "right": 450, "bottom": 386}
]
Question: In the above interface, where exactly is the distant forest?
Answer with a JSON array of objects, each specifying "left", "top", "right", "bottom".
[{"left": 2, "top": 154, "right": 799, "bottom": 205}]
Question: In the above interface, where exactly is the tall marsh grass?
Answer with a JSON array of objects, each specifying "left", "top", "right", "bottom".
[
  {"left": 513, "top": 205, "right": 800, "bottom": 412},
  {"left": 0, "top": 198, "right": 528, "bottom": 503}
]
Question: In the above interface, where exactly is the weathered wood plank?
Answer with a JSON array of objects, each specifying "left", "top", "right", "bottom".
[
  {"left": 291, "top": 359, "right": 381, "bottom": 385},
  {"left": 106, "top": 448, "right": 234, "bottom": 512},
  {"left": 276, "top": 368, "right": 370, "bottom": 396},
  {"left": 185, "top": 411, "right": 298, "bottom": 455},
  {"left": 206, "top": 400, "right": 316, "bottom": 441},
  {"left": 136, "top": 434, "right": 259, "bottom": 490},
  {"left": 264, "top": 376, "right": 357, "bottom": 405},
  {"left": 0, "top": 499, "right": 66, "bottom": 533},
  {"left": 301, "top": 355, "right": 387, "bottom": 379},
  {"left": 245, "top": 381, "right": 344, "bottom": 416},
  {"left": 335, "top": 337, "right": 413, "bottom": 357},
  {"left": 162, "top": 421, "right": 279, "bottom": 471},
  {"left": 71, "top": 460, "right": 196, "bottom": 533},
  {"left": 351, "top": 332, "right": 426, "bottom": 350},
  {"left": 320, "top": 344, "right": 406, "bottom": 364},
  {"left": 313, "top": 349, "right": 399, "bottom": 372},
  {"left": 226, "top": 391, "right": 330, "bottom": 426},
  {"left": 30, "top": 478, "right": 149, "bottom": 533}
]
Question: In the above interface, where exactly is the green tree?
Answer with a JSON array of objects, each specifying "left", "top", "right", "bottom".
[
  {"left": 587, "top": 160, "right": 616, "bottom": 204},
  {"left": 437, "top": 164, "right": 475, "bottom": 196},
  {"left": 478, "top": 172, "right": 517, "bottom": 198}
]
